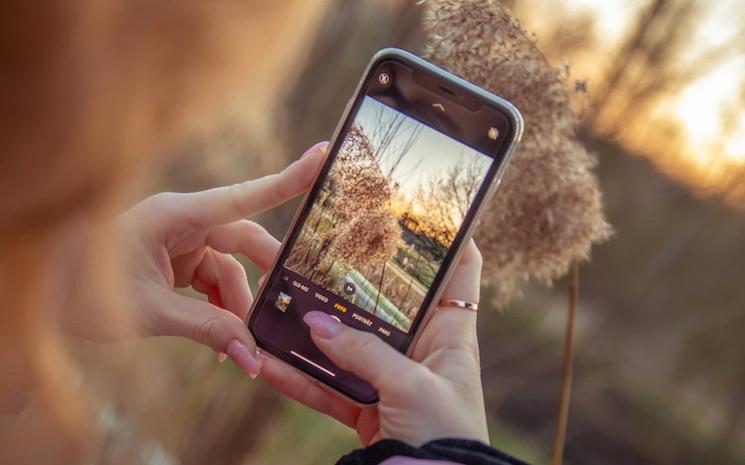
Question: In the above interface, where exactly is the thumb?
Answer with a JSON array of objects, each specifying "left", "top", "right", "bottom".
[
  {"left": 303, "top": 311, "right": 422, "bottom": 390},
  {"left": 146, "top": 288, "right": 262, "bottom": 377}
]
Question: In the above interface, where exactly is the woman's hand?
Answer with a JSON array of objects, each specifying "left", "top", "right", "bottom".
[
  {"left": 66, "top": 142, "right": 327, "bottom": 377},
  {"left": 260, "top": 240, "right": 489, "bottom": 446}
]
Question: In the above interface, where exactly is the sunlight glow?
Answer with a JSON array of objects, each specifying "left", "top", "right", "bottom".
[
  {"left": 724, "top": 127, "right": 745, "bottom": 163},
  {"left": 563, "top": 0, "right": 745, "bottom": 196},
  {"left": 675, "top": 58, "right": 745, "bottom": 165}
]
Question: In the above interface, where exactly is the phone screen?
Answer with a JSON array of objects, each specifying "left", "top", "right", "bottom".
[
  {"left": 285, "top": 95, "right": 492, "bottom": 334},
  {"left": 250, "top": 54, "right": 517, "bottom": 403}
]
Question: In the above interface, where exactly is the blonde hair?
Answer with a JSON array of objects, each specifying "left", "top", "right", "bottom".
[{"left": 0, "top": 1, "right": 323, "bottom": 462}]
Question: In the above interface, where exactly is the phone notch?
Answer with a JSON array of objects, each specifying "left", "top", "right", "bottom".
[{"left": 411, "top": 68, "right": 483, "bottom": 112}]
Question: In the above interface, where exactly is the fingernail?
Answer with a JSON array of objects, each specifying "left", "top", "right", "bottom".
[
  {"left": 303, "top": 311, "right": 343, "bottom": 339},
  {"left": 226, "top": 339, "right": 262, "bottom": 378},
  {"left": 249, "top": 365, "right": 261, "bottom": 380},
  {"left": 252, "top": 351, "right": 268, "bottom": 379},
  {"left": 301, "top": 141, "right": 329, "bottom": 159},
  {"left": 217, "top": 352, "right": 227, "bottom": 364}
]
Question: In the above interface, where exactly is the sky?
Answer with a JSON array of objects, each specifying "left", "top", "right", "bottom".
[
  {"left": 353, "top": 96, "right": 493, "bottom": 204},
  {"left": 566, "top": 0, "right": 745, "bottom": 165}
]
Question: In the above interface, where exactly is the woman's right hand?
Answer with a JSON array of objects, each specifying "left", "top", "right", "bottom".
[{"left": 260, "top": 240, "right": 489, "bottom": 447}]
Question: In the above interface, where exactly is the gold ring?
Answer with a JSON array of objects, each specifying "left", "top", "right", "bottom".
[{"left": 438, "top": 299, "right": 478, "bottom": 311}]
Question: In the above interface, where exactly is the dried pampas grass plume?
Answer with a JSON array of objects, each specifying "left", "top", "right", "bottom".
[
  {"left": 423, "top": 0, "right": 611, "bottom": 304},
  {"left": 328, "top": 209, "right": 402, "bottom": 271},
  {"left": 331, "top": 125, "right": 392, "bottom": 218}
]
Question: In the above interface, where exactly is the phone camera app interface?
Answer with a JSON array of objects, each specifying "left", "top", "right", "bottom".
[{"left": 253, "top": 94, "right": 496, "bottom": 397}]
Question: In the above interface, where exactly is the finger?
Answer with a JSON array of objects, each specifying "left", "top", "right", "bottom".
[
  {"left": 145, "top": 286, "right": 261, "bottom": 376},
  {"left": 439, "top": 239, "right": 482, "bottom": 304},
  {"left": 192, "top": 275, "right": 223, "bottom": 307},
  {"left": 428, "top": 239, "right": 482, "bottom": 333},
  {"left": 192, "top": 249, "right": 252, "bottom": 322},
  {"left": 171, "top": 247, "right": 207, "bottom": 288},
  {"left": 413, "top": 240, "right": 483, "bottom": 372},
  {"left": 259, "top": 354, "right": 360, "bottom": 428},
  {"left": 302, "top": 311, "right": 423, "bottom": 391},
  {"left": 206, "top": 220, "right": 281, "bottom": 272},
  {"left": 180, "top": 142, "right": 327, "bottom": 226}
]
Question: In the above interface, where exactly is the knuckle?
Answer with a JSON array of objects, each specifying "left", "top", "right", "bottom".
[
  {"left": 239, "top": 219, "right": 264, "bottom": 240},
  {"left": 136, "top": 303, "right": 164, "bottom": 337},
  {"left": 443, "top": 339, "right": 480, "bottom": 365},
  {"left": 349, "top": 331, "right": 379, "bottom": 356},
  {"left": 229, "top": 257, "right": 249, "bottom": 280},
  {"left": 148, "top": 191, "right": 179, "bottom": 208},
  {"left": 191, "top": 313, "right": 225, "bottom": 350},
  {"left": 225, "top": 183, "right": 247, "bottom": 218},
  {"left": 269, "top": 173, "right": 291, "bottom": 200}
]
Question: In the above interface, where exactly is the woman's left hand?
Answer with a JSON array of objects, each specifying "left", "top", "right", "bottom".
[{"left": 69, "top": 142, "right": 326, "bottom": 376}]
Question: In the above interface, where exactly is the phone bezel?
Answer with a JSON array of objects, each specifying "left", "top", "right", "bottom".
[{"left": 247, "top": 48, "right": 524, "bottom": 405}]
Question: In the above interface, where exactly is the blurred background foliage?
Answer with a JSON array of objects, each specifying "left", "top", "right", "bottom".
[{"left": 111, "top": 1, "right": 745, "bottom": 464}]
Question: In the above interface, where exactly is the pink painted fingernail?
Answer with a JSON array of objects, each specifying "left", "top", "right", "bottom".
[
  {"left": 301, "top": 141, "right": 329, "bottom": 158},
  {"left": 303, "top": 311, "right": 343, "bottom": 339},
  {"left": 226, "top": 340, "right": 262, "bottom": 378}
]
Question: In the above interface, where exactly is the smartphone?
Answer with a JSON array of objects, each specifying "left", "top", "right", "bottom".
[{"left": 248, "top": 48, "right": 523, "bottom": 404}]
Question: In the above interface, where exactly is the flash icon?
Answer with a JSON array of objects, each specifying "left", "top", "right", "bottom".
[{"left": 487, "top": 127, "right": 499, "bottom": 140}]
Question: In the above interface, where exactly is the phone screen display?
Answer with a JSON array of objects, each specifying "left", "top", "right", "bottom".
[
  {"left": 284, "top": 96, "right": 492, "bottom": 335},
  {"left": 250, "top": 54, "right": 516, "bottom": 402}
]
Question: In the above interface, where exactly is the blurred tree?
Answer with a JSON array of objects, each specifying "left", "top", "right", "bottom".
[
  {"left": 368, "top": 102, "right": 424, "bottom": 180},
  {"left": 588, "top": 0, "right": 745, "bottom": 137},
  {"left": 411, "top": 154, "right": 484, "bottom": 248},
  {"left": 276, "top": 0, "right": 424, "bottom": 167}
]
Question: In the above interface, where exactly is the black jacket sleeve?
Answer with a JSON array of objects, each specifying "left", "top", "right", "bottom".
[{"left": 336, "top": 438, "right": 531, "bottom": 465}]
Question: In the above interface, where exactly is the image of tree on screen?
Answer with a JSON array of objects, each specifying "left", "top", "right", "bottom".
[{"left": 285, "top": 96, "right": 491, "bottom": 332}]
